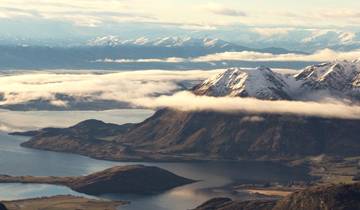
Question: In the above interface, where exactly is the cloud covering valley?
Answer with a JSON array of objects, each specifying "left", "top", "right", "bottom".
[{"left": 1, "top": 69, "right": 360, "bottom": 121}]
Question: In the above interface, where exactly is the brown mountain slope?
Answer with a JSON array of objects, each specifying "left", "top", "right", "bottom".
[
  {"left": 115, "top": 109, "right": 360, "bottom": 159},
  {"left": 273, "top": 183, "right": 360, "bottom": 210},
  {"left": 18, "top": 109, "right": 360, "bottom": 161},
  {"left": 193, "top": 183, "right": 360, "bottom": 210}
]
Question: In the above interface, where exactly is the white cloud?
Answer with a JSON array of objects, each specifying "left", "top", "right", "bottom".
[
  {"left": 0, "top": 70, "right": 221, "bottom": 106},
  {"left": 203, "top": 3, "right": 246, "bottom": 17},
  {"left": 133, "top": 91, "right": 360, "bottom": 120},
  {"left": 252, "top": 27, "right": 293, "bottom": 37},
  {"left": 1, "top": 69, "right": 360, "bottom": 121},
  {"left": 1, "top": 1, "right": 360, "bottom": 30},
  {"left": 315, "top": 9, "right": 360, "bottom": 19},
  {"left": 0, "top": 0, "right": 153, "bottom": 27},
  {"left": 94, "top": 48, "right": 360, "bottom": 63},
  {"left": 192, "top": 49, "right": 360, "bottom": 62},
  {"left": 95, "top": 57, "right": 186, "bottom": 63}
]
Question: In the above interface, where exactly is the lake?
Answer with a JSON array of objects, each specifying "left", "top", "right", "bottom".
[{"left": 0, "top": 109, "right": 311, "bottom": 210}]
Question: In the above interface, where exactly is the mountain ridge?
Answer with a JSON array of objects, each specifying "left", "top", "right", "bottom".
[
  {"left": 194, "top": 60, "right": 360, "bottom": 101},
  {"left": 87, "top": 36, "right": 236, "bottom": 50}
]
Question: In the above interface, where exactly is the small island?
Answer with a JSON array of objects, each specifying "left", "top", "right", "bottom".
[{"left": 0, "top": 165, "right": 195, "bottom": 195}]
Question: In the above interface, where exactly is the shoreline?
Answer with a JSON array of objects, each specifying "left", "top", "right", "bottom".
[{"left": 1, "top": 195, "right": 127, "bottom": 210}]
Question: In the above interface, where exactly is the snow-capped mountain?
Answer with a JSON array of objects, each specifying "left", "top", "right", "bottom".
[
  {"left": 193, "top": 67, "right": 291, "bottom": 100},
  {"left": 87, "top": 36, "right": 235, "bottom": 49},
  {"left": 87, "top": 35, "right": 123, "bottom": 47},
  {"left": 194, "top": 60, "right": 360, "bottom": 102},
  {"left": 295, "top": 60, "right": 360, "bottom": 99},
  {"left": 302, "top": 31, "right": 359, "bottom": 45},
  {"left": 87, "top": 35, "right": 151, "bottom": 46},
  {"left": 151, "top": 37, "right": 231, "bottom": 48}
]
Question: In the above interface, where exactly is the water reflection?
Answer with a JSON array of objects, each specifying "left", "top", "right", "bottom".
[{"left": 0, "top": 184, "right": 89, "bottom": 201}]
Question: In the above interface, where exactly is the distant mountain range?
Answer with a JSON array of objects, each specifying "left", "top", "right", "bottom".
[
  {"left": 87, "top": 36, "right": 305, "bottom": 55},
  {"left": 87, "top": 36, "right": 234, "bottom": 49},
  {"left": 87, "top": 30, "right": 360, "bottom": 53},
  {"left": 0, "top": 36, "right": 313, "bottom": 70},
  {"left": 2, "top": 29, "right": 360, "bottom": 52},
  {"left": 13, "top": 60, "right": 360, "bottom": 161}
]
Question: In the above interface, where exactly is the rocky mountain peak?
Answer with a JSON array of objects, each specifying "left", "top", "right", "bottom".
[
  {"left": 193, "top": 67, "right": 291, "bottom": 100},
  {"left": 295, "top": 60, "right": 360, "bottom": 95}
]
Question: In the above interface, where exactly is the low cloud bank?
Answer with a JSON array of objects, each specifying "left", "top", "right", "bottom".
[
  {"left": 0, "top": 70, "right": 221, "bottom": 106},
  {"left": 3, "top": 69, "right": 360, "bottom": 120},
  {"left": 95, "top": 57, "right": 186, "bottom": 63},
  {"left": 193, "top": 48, "right": 360, "bottom": 62},
  {"left": 133, "top": 91, "right": 360, "bottom": 120},
  {"left": 95, "top": 48, "right": 360, "bottom": 64}
]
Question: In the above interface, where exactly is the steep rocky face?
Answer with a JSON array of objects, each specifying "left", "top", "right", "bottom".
[
  {"left": 193, "top": 67, "right": 291, "bottom": 100},
  {"left": 193, "top": 183, "right": 360, "bottom": 210}
]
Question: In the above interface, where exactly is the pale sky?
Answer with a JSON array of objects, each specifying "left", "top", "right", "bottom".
[{"left": 0, "top": 0, "right": 360, "bottom": 43}]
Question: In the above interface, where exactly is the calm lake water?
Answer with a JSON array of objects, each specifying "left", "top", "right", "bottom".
[{"left": 0, "top": 110, "right": 311, "bottom": 210}]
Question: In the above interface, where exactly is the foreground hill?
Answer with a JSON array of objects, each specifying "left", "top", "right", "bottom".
[
  {"left": 0, "top": 165, "right": 194, "bottom": 195},
  {"left": 193, "top": 183, "right": 360, "bottom": 210}
]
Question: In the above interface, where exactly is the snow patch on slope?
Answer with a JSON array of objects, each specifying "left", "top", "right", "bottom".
[{"left": 193, "top": 67, "right": 291, "bottom": 100}]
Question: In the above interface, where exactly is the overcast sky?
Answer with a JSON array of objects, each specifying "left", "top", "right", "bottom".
[{"left": 1, "top": 0, "right": 360, "bottom": 43}]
